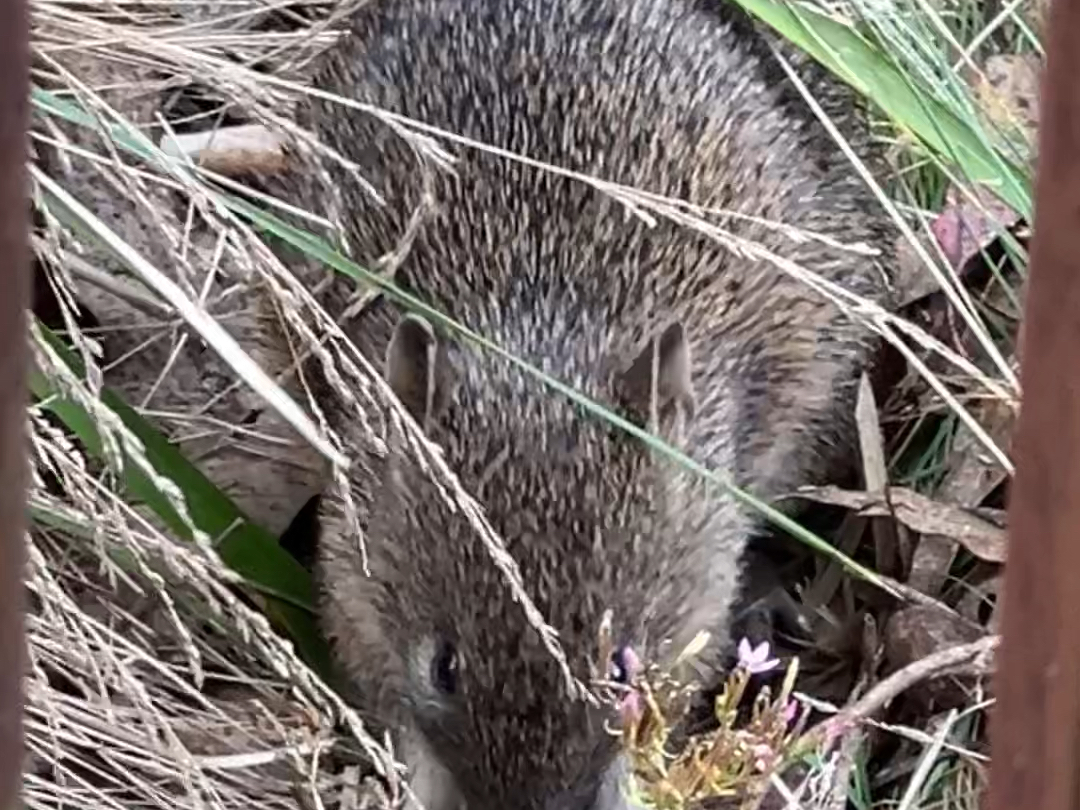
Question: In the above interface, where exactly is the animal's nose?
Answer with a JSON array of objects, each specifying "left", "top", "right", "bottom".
[
  {"left": 544, "top": 763, "right": 640, "bottom": 810},
  {"left": 588, "top": 782, "right": 638, "bottom": 810},
  {"left": 590, "top": 757, "right": 651, "bottom": 810},
  {"left": 540, "top": 781, "right": 610, "bottom": 810},
  {"left": 539, "top": 754, "right": 642, "bottom": 810}
]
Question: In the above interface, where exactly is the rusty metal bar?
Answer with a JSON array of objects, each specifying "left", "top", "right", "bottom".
[
  {"left": 0, "top": 0, "right": 31, "bottom": 802},
  {"left": 986, "top": 0, "right": 1080, "bottom": 807}
]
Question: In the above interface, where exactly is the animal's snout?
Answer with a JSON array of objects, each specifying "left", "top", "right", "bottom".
[
  {"left": 544, "top": 759, "right": 639, "bottom": 810},
  {"left": 588, "top": 790, "right": 637, "bottom": 810},
  {"left": 543, "top": 793, "right": 632, "bottom": 810}
]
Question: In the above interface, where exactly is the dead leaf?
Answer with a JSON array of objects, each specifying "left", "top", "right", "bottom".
[
  {"left": 791, "top": 485, "right": 1008, "bottom": 564},
  {"left": 909, "top": 397, "right": 1015, "bottom": 595},
  {"left": 893, "top": 231, "right": 945, "bottom": 308},
  {"left": 957, "top": 572, "right": 1002, "bottom": 633},
  {"left": 973, "top": 53, "right": 1043, "bottom": 150},
  {"left": 856, "top": 374, "right": 889, "bottom": 493},
  {"left": 939, "top": 398, "right": 1015, "bottom": 506},
  {"left": 929, "top": 185, "right": 1021, "bottom": 274},
  {"left": 802, "top": 511, "right": 867, "bottom": 612},
  {"left": 906, "top": 528, "right": 958, "bottom": 600},
  {"left": 856, "top": 374, "right": 907, "bottom": 577},
  {"left": 882, "top": 605, "right": 987, "bottom": 709}
]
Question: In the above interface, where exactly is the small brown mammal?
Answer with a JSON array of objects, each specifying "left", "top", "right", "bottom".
[{"left": 284, "top": 0, "right": 894, "bottom": 808}]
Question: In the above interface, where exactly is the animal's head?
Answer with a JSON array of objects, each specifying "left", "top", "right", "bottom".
[{"left": 318, "top": 312, "right": 746, "bottom": 810}]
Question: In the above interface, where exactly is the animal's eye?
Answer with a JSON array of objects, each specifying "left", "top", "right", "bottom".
[
  {"left": 608, "top": 645, "right": 632, "bottom": 684},
  {"left": 431, "top": 640, "right": 459, "bottom": 695}
]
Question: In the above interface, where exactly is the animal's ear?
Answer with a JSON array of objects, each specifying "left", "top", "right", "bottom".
[
  {"left": 617, "top": 321, "right": 696, "bottom": 439},
  {"left": 386, "top": 313, "right": 444, "bottom": 429}
]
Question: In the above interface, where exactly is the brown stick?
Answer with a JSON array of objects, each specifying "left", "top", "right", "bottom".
[
  {"left": 985, "top": 0, "right": 1080, "bottom": 807},
  {"left": 798, "top": 635, "right": 998, "bottom": 755},
  {"left": 0, "top": 0, "right": 31, "bottom": 801},
  {"left": 838, "top": 635, "right": 998, "bottom": 726}
]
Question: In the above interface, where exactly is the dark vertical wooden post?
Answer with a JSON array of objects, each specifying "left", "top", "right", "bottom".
[
  {"left": 986, "top": 0, "right": 1080, "bottom": 807},
  {"left": 0, "top": 0, "right": 31, "bottom": 803}
]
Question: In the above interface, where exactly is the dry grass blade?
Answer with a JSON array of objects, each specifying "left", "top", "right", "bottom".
[
  {"left": 26, "top": 2, "right": 412, "bottom": 807},
  {"left": 26, "top": 412, "right": 401, "bottom": 810},
  {"left": 32, "top": 165, "right": 347, "bottom": 469}
]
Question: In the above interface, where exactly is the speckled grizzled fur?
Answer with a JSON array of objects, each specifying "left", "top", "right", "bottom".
[{"left": 279, "top": 1, "right": 895, "bottom": 808}]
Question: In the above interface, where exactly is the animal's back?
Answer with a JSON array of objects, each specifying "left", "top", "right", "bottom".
[
  {"left": 287, "top": 1, "right": 894, "bottom": 808},
  {"left": 304, "top": 0, "right": 890, "bottom": 490}
]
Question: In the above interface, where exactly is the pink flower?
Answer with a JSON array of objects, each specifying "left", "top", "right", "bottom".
[
  {"left": 736, "top": 638, "right": 780, "bottom": 675},
  {"left": 783, "top": 699, "right": 799, "bottom": 726},
  {"left": 751, "top": 743, "right": 775, "bottom": 773}
]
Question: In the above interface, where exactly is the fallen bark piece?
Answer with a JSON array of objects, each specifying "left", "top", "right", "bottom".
[{"left": 160, "top": 124, "right": 289, "bottom": 176}]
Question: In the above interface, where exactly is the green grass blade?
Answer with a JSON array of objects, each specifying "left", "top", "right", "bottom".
[
  {"left": 732, "top": 0, "right": 1031, "bottom": 217},
  {"left": 32, "top": 322, "right": 333, "bottom": 675}
]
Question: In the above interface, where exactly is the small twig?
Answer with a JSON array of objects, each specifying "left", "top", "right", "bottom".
[
  {"left": 867, "top": 718, "right": 989, "bottom": 762},
  {"left": 818, "top": 635, "right": 999, "bottom": 741}
]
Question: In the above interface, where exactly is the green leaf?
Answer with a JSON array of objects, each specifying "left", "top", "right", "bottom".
[
  {"left": 32, "top": 86, "right": 157, "bottom": 161},
  {"left": 731, "top": 0, "right": 1032, "bottom": 218},
  {"left": 32, "top": 322, "right": 334, "bottom": 677}
]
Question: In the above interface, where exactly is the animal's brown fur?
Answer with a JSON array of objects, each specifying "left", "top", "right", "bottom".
[{"left": 272, "top": 1, "right": 896, "bottom": 808}]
